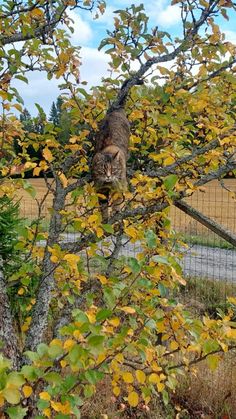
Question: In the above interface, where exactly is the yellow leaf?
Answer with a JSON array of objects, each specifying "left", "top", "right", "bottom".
[
  {"left": 120, "top": 306, "right": 136, "bottom": 314},
  {"left": 157, "top": 382, "right": 165, "bottom": 392},
  {"left": 95, "top": 227, "right": 104, "bottom": 238},
  {"left": 50, "top": 339, "right": 63, "bottom": 347},
  {"left": 97, "top": 275, "right": 108, "bottom": 284},
  {"left": 18, "top": 287, "right": 25, "bottom": 295},
  {"left": 63, "top": 339, "right": 76, "bottom": 350},
  {"left": 125, "top": 226, "right": 137, "bottom": 240},
  {"left": 40, "top": 391, "right": 51, "bottom": 401},
  {"left": 22, "top": 385, "right": 33, "bottom": 398},
  {"left": 226, "top": 328, "right": 236, "bottom": 339},
  {"left": 115, "top": 353, "right": 124, "bottom": 363},
  {"left": 88, "top": 213, "right": 100, "bottom": 224},
  {"left": 136, "top": 370, "right": 146, "bottom": 384},
  {"left": 43, "top": 408, "right": 51, "bottom": 418},
  {"left": 170, "top": 341, "right": 179, "bottom": 350},
  {"left": 24, "top": 162, "right": 37, "bottom": 170},
  {"left": 63, "top": 254, "right": 80, "bottom": 271},
  {"left": 163, "top": 156, "right": 175, "bottom": 166},
  {"left": 228, "top": 297, "right": 236, "bottom": 305},
  {"left": 60, "top": 360, "right": 67, "bottom": 368},
  {"left": 42, "top": 148, "right": 54, "bottom": 162},
  {"left": 0, "top": 393, "right": 5, "bottom": 407},
  {"left": 109, "top": 317, "right": 120, "bottom": 327},
  {"left": 50, "top": 255, "right": 58, "bottom": 263},
  {"left": 113, "top": 386, "right": 120, "bottom": 397},
  {"left": 33, "top": 166, "right": 42, "bottom": 177},
  {"left": 31, "top": 8, "right": 44, "bottom": 18},
  {"left": 127, "top": 391, "right": 139, "bottom": 407},
  {"left": 58, "top": 173, "right": 68, "bottom": 188},
  {"left": 122, "top": 372, "right": 134, "bottom": 384},
  {"left": 129, "top": 110, "right": 144, "bottom": 120},
  {"left": 149, "top": 373, "right": 159, "bottom": 384}
]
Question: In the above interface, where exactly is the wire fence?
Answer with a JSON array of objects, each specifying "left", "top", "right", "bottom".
[{"left": 18, "top": 178, "right": 236, "bottom": 283}]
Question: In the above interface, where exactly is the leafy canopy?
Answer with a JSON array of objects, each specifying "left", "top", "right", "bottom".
[{"left": 0, "top": 0, "right": 236, "bottom": 417}]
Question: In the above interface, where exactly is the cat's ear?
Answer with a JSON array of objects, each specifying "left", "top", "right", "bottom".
[{"left": 113, "top": 150, "right": 120, "bottom": 160}]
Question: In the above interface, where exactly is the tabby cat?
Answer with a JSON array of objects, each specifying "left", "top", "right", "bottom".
[{"left": 92, "top": 108, "right": 130, "bottom": 222}]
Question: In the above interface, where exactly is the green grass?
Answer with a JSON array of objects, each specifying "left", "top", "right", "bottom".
[
  {"left": 176, "top": 232, "right": 234, "bottom": 250},
  {"left": 180, "top": 276, "right": 236, "bottom": 317}
]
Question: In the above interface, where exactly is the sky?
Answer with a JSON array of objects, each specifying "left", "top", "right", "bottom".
[{"left": 12, "top": 0, "right": 236, "bottom": 116}]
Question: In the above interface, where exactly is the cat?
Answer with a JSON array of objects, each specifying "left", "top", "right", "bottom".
[{"left": 92, "top": 108, "right": 130, "bottom": 222}]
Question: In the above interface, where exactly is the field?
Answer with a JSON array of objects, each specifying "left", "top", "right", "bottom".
[{"left": 15, "top": 178, "right": 236, "bottom": 237}]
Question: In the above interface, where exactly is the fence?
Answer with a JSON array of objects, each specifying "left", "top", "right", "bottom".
[{"left": 17, "top": 178, "right": 236, "bottom": 282}]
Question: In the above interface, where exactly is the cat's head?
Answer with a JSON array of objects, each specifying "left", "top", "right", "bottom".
[{"left": 92, "top": 150, "right": 125, "bottom": 187}]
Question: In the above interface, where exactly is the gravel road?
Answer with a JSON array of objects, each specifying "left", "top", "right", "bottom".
[
  {"left": 58, "top": 234, "right": 236, "bottom": 281},
  {"left": 180, "top": 244, "right": 236, "bottom": 281}
]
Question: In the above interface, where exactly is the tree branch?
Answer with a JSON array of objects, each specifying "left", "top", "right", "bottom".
[{"left": 109, "top": 1, "right": 221, "bottom": 111}]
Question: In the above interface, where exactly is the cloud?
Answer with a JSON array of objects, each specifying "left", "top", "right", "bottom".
[
  {"left": 145, "top": 1, "right": 181, "bottom": 27},
  {"left": 223, "top": 30, "right": 236, "bottom": 45},
  {"left": 156, "top": 4, "right": 181, "bottom": 27},
  {"left": 12, "top": 47, "right": 109, "bottom": 115},
  {"left": 79, "top": 47, "right": 109, "bottom": 86},
  {"left": 66, "top": 10, "right": 93, "bottom": 46}
]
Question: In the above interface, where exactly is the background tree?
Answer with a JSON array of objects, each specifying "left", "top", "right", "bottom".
[{"left": 1, "top": 1, "right": 236, "bottom": 417}]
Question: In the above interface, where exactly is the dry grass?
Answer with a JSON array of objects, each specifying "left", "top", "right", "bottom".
[
  {"left": 79, "top": 352, "right": 236, "bottom": 419},
  {"left": 15, "top": 179, "right": 236, "bottom": 239},
  {"left": 170, "top": 179, "right": 236, "bottom": 237},
  {"left": 172, "top": 351, "right": 236, "bottom": 418}
]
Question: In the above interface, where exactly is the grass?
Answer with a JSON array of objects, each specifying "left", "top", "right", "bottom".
[
  {"left": 172, "top": 350, "right": 236, "bottom": 418},
  {"left": 177, "top": 232, "right": 234, "bottom": 250},
  {"left": 179, "top": 276, "right": 236, "bottom": 317}
]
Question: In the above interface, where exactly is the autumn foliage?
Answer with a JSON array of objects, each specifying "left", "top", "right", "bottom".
[{"left": 1, "top": 0, "right": 236, "bottom": 417}]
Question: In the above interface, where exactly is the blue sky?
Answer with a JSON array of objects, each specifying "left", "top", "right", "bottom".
[{"left": 13, "top": 0, "right": 236, "bottom": 116}]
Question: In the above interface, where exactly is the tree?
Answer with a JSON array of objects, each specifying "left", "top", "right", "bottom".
[
  {"left": 49, "top": 102, "right": 59, "bottom": 126},
  {"left": 1, "top": 0, "right": 236, "bottom": 417}
]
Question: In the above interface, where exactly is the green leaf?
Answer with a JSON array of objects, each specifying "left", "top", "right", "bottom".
[
  {"left": 96, "top": 309, "right": 112, "bottom": 322},
  {"left": 3, "top": 387, "right": 21, "bottom": 404},
  {"left": 6, "top": 406, "right": 28, "bottom": 419},
  {"left": 7, "top": 372, "right": 25, "bottom": 387},
  {"left": 84, "top": 384, "right": 94, "bottom": 398},
  {"left": 44, "top": 372, "right": 63, "bottom": 385},
  {"left": 206, "top": 354, "right": 220, "bottom": 371},
  {"left": 128, "top": 257, "right": 141, "bottom": 274},
  {"left": 163, "top": 174, "right": 178, "bottom": 191},
  {"left": 68, "top": 345, "right": 87, "bottom": 365},
  {"left": 84, "top": 370, "right": 104, "bottom": 385},
  {"left": 15, "top": 75, "right": 28, "bottom": 84},
  {"left": 158, "top": 283, "right": 169, "bottom": 298},
  {"left": 37, "top": 399, "right": 50, "bottom": 410},
  {"left": 202, "top": 339, "right": 220, "bottom": 355},
  {"left": 21, "top": 365, "right": 39, "bottom": 381},
  {"left": 88, "top": 335, "right": 105, "bottom": 347},
  {"left": 102, "top": 224, "right": 114, "bottom": 234},
  {"left": 162, "top": 390, "right": 169, "bottom": 406},
  {"left": 145, "top": 230, "right": 157, "bottom": 249},
  {"left": 153, "top": 255, "right": 170, "bottom": 265},
  {"left": 24, "top": 351, "right": 40, "bottom": 362},
  {"left": 48, "top": 344, "right": 64, "bottom": 359},
  {"left": 0, "top": 354, "right": 11, "bottom": 373},
  {"left": 21, "top": 180, "right": 36, "bottom": 199},
  {"left": 37, "top": 343, "right": 48, "bottom": 357}
]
